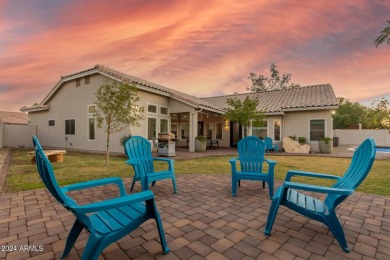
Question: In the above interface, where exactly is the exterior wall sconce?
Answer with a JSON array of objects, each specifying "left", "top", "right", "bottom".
[{"left": 224, "top": 119, "right": 230, "bottom": 129}]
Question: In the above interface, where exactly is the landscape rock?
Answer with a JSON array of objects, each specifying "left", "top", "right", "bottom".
[{"left": 282, "top": 137, "right": 310, "bottom": 153}]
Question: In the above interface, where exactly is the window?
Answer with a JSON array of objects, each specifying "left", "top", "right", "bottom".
[
  {"left": 252, "top": 121, "right": 267, "bottom": 139},
  {"left": 216, "top": 123, "right": 223, "bottom": 139},
  {"left": 148, "top": 104, "right": 157, "bottom": 113},
  {"left": 160, "top": 106, "right": 168, "bottom": 115},
  {"left": 171, "top": 123, "right": 178, "bottom": 138},
  {"left": 148, "top": 117, "right": 157, "bottom": 139},
  {"left": 85, "top": 75, "right": 90, "bottom": 84},
  {"left": 310, "top": 119, "right": 325, "bottom": 141},
  {"left": 76, "top": 78, "right": 81, "bottom": 87},
  {"left": 88, "top": 118, "right": 95, "bottom": 140},
  {"left": 88, "top": 105, "right": 96, "bottom": 114},
  {"left": 48, "top": 120, "right": 55, "bottom": 126},
  {"left": 160, "top": 119, "right": 168, "bottom": 133},
  {"left": 274, "top": 120, "right": 281, "bottom": 141},
  {"left": 65, "top": 119, "right": 75, "bottom": 135}
]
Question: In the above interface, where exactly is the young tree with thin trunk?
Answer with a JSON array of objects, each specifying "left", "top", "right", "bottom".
[
  {"left": 224, "top": 96, "right": 265, "bottom": 136},
  {"left": 95, "top": 79, "right": 144, "bottom": 166}
]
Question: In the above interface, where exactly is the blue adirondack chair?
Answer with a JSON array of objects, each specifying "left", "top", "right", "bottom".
[
  {"left": 229, "top": 136, "right": 277, "bottom": 198},
  {"left": 124, "top": 136, "right": 177, "bottom": 193},
  {"left": 264, "top": 138, "right": 376, "bottom": 252},
  {"left": 32, "top": 136, "right": 169, "bottom": 260},
  {"left": 265, "top": 137, "right": 278, "bottom": 152}
]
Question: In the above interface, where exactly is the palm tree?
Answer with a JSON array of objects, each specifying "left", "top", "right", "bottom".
[{"left": 375, "top": 20, "right": 390, "bottom": 47}]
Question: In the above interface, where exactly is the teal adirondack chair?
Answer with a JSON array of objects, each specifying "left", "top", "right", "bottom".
[
  {"left": 32, "top": 136, "right": 169, "bottom": 260},
  {"left": 124, "top": 136, "right": 177, "bottom": 193},
  {"left": 229, "top": 136, "right": 277, "bottom": 198},
  {"left": 265, "top": 137, "right": 278, "bottom": 152},
  {"left": 264, "top": 138, "right": 376, "bottom": 252}
]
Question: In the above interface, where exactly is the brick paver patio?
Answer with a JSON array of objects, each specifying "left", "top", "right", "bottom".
[{"left": 1, "top": 174, "right": 389, "bottom": 260}]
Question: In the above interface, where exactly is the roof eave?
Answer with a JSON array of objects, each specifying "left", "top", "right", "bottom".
[
  {"left": 281, "top": 105, "right": 339, "bottom": 112},
  {"left": 20, "top": 105, "right": 50, "bottom": 113}
]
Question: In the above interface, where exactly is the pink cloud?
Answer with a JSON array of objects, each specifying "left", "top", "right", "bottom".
[{"left": 0, "top": 0, "right": 389, "bottom": 111}]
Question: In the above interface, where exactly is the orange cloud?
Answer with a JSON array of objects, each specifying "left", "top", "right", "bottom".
[{"left": 0, "top": 0, "right": 389, "bottom": 112}]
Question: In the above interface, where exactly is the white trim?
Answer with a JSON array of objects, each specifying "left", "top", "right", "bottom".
[
  {"left": 147, "top": 116, "right": 158, "bottom": 140},
  {"left": 65, "top": 118, "right": 76, "bottom": 136},
  {"left": 160, "top": 118, "right": 169, "bottom": 133},
  {"left": 87, "top": 117, "right": 96, "bottom": 141},
  {"left": 159, "top": 105, "right": 169, "bottom": 116},
  {"left": 87, "top": 104, "right": 97, "bottom": 115},
  {"left": 308, "top": 118, "right": 326, "bottom": 142},
  {"left": 283, "top": 106, "right": 338, "bottom": 112},
  {"left": 273, "top": 119, "right": 282, "bottom": 141},
  {"left": 147, "top": 103, "right": 158, "bottom": 114}
]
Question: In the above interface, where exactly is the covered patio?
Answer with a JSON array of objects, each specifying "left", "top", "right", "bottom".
[{"left": 1, "top": 174, "right": 388, "bottom": 259}]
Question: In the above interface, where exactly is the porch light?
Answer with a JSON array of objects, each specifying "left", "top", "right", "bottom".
[{"left": 224, "top": 119, "right": 230, "bottom": 129}]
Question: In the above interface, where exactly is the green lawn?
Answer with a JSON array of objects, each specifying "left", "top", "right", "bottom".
[{"left": 3, "top": 149, "right": 390, "bottom": 196}]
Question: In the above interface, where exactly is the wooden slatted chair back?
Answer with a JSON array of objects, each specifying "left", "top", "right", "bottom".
[
  {"left": 124, "top": 136, "right": 155, "bottom": 174},
  {"left": 237, "top": 136, "right": 266, "bottom": 172},
  {"left": 324, "top": 138, "right": 376, "bottom": 211}
]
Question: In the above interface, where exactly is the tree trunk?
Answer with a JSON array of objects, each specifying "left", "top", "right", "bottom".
[{"left": 106, "top": 115, "right": 111, "bottom": 166}]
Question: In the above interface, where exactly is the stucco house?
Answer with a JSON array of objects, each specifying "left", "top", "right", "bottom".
[{"left": 21, "top": 65, "right": 338, "bottom": 153}]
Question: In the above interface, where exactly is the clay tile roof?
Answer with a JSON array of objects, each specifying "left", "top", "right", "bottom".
[
  {"left": 201, "top": 84, "right": 338, "bottom": 113},
  {"left": 0, "top": 111, "right": 28, "bottom": 124},
  {"left": 22, "top": 65, "right": 337, "bottom": 114}
]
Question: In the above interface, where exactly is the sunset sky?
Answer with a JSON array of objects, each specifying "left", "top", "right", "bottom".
[{"left": 1, "top": 0, "right": 390, "bottom": 112}]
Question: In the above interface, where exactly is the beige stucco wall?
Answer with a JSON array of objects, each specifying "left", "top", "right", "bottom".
[
  {"left": 2, "top": 124, "right": 37, "bottom": 148},
  {"left": 28, "top": 74, "right": 197, "bottom": 153},
  {"left": 283, "top": 109, "right": 333, "bottom": 152}
]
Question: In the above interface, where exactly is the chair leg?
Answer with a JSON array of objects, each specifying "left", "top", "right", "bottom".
[
  {"left": 172, "top": 176, "right": 177, "bottom": 194},
  {"left": 147, "top": 200, "right": 170, "bottom": 254},
  {"left": 62, "top": 219, "right": 84, "bottom": 258},
  {"left": 80, "top": 234, "right": 103, "bottom": 260},
  {"left": 268, "top": 178, "right": 274, "bottom": 200},
  {"left": 264, "top": 187, "right": 284, "bottom": 235},
  {"left": 325, "top": 212, "right": 350, "bottom": 253},
  {"left": 232, "top": 174, "right": 237, "bottom": 197}
]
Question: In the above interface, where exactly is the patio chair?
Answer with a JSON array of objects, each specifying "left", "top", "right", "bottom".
[
  {"left": 124, "top": 136, "right": 177, "bottom": 193},
  {"left": 264, "top": 138, "right": 376, "bottom": 253},
  {"left": 32, "top": 136, "right": 169, "bottom": 260},
  {"left": 229, "top": 136, "right": 277, "bottom": 198},
  {"left": 265, "top": 137, "right": 278, "bottom": 152}
]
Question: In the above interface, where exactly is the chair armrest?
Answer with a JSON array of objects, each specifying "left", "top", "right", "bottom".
[
  {"left": 125, "top": 159, "right": 140, "bottom": 166},
  {"left": 61, "top": 177, "right": 126, "bottom": 196},
  {"left": 284, "top": 181, "right": 353, "bottom": 195},
  {"left": 264, "top": 159, "right": 277, "bottom": 166},
  {"left": 229, "top": 158, "right": 239, "bottom": 173},
  {"left": 153, "top": 158, "right": 174, "bottom": 171},
  {"left": 264, "top": 159, "right": 277, "bottom": 175},
  {"left": 285, "top": 170, "right": 341, "bottom": 182},
  {"left": 72, "top": 190, "right": 155, "bottom": 214}
]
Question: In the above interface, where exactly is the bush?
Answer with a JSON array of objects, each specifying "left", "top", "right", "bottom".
[
  {"left": 298, "top": 137, "right": 306, "bottom": 144},
  {"left": 195, "top": 136, "right": 207, "bottom": 142},
  {"left": 120, "top": 134, "right": 132, "bottom": 146}
]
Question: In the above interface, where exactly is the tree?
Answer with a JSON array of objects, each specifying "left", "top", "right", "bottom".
[
  {"left": 247, "top": 64, "right": 299, "bottom": 92},
  {"left": 95, "top": 79, "right": 144, "bottom": 166},
  {"left": 362, "top": 98, "right": 390, "bottom": 130},
  {"left": 374, "top": 20, "right": 390, "bottom": 47},
  {"left": 224, "top": 96, "right": 265, "bottom": 136},
  {"left": 333, "top": 97, "right": 366, "bottom": 129}
]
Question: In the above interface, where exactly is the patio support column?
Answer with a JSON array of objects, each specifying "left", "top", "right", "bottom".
[{"left": 189, "top": 111, "right": 198, "bottom": 152}]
